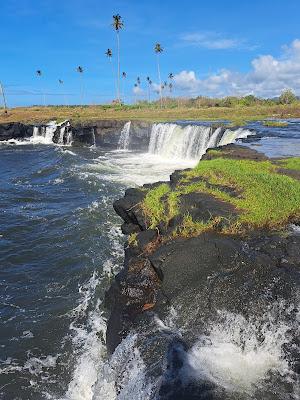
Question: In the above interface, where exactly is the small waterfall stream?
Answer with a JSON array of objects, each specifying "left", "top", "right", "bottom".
[
  {"left": 32, "top": 120, "right": 72, "bottom": 145},
  {"left": 148, "top": 123, "right": 253, "bottom": 160},
  {"left": 118, "top": 121, "right": 131, "bottom": 150}
]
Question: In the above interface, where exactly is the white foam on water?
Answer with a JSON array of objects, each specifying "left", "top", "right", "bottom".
[
  {"left": 185, "top": 308, "right": 298, "bottom": 395},
  {"left": 92, "top": 335, "right": 154, "bottom": 400}
]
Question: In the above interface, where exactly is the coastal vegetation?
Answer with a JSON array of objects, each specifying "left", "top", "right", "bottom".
[
  {"left": 277, "top": 157, "right": 300, "bottom": 171},
  {"left": 141, "top": 154, "right": 300, "bottom": 236},
  {"left": 263, "top": 120, "right": 289, "bottom": 127},
  {"left": 2, "top": 101, "right": 300, "bottom": 124}
]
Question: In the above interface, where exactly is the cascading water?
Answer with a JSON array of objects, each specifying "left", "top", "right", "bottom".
[
  {"left": 32, "top": 120, "right": 72, "bottom": 145},
  {"left": 118, "top": 122, "right": 131, "bottom": 150},
  {"left": 148, "top": 123, "right": 253, "bottom": 160}
]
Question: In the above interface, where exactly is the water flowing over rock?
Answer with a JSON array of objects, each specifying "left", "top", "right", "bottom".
[
  {"left": 32, "top": 120, "right": 72, "bottom": 145},
  {"left": 148, "top": 123, "right": 253, "bottom": 160},
  {"left": 118, "top": 121, "right": 131, "bottom": 150},
  {"left": 106, "top": 145, "right": 300, "bottom": 399}
]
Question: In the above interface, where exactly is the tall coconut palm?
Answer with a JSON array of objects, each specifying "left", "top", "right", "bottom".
[
  {"left": 169, "top": 72, "right": 176, "bottom": 107},
  {"left": 76, "top": 66, "right": 84, "bottom": 106},
  {"left": 36, "top": 69, "right": 45, "bottom": 106},
  {"left": 112, "top": 14, "right": 124, "bottom": 103},
  {"left": 58, "top": 79, "right": 68, "bottom": 106},
  {"left": 146, "top": 76, "right": 152, "bottom": 103},
  {"left": 154, "top": 43, "right": 163, "bottom": 108},
  {"left": 133, "top": 83, "right": 138, "bottom": 104},
  {"left": 122, "top": 72, "right": 127, "bottom": 103},
  {"left": 106, "top": 49, "right": 117, "bottom": 101},
  {"left": 0, "top": 81, "right": 7, "bottom": 113}
]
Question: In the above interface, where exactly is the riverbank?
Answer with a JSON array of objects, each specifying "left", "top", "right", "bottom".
[
  {"left": 106, "top": 144, "right": 300, "bottom": 398},
  {"left": 2, "top": 103, "right": 300, "bottom": 125}
]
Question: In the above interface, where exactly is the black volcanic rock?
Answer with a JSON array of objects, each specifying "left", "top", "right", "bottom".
[
  {"left": 106, "top": 144, "right": 300, "bottom": 398},
  {"left": 0, "top": 123, "right": 33, "bottom": 140}
]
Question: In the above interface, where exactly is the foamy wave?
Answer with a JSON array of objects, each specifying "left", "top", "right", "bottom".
[{"left": 186, "top": 306, "right": 298, "bottom": 395}]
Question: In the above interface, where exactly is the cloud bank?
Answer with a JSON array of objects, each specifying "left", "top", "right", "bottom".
[{"left": 173, "top": 39, "right": 300, "bottom": 97}]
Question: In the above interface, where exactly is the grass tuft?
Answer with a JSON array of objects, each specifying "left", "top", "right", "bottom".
[
  {"left": 142, "top": 184, "right": 170, "bottom": 228},
  {"left": 263, "top": 120, "right": 289, "bottom": 127},
  {"left": 128, "top": 232, "right": 138, "bottom": 247},
  {"left": 277, "top": 157, "right": 300, "bottom": 171},
  {"left": 141, "top": 157, "right": 300, "bottom": 237}
]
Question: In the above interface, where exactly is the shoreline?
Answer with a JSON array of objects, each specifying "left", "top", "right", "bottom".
[{"left": 2, "top": 104, "right": 300, "bottom": 125}]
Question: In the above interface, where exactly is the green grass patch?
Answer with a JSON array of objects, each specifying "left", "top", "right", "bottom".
[
  {"left": 185, "top": 158, "right": 300, "bottom": 231},
  {"left": 277, "top": 157, "right": 300, "bottom": 171},
  {"left": 174, "top": 213, "right": 223, "bottom": 237},
  {"left": 141, "top": 157, "right": 300, "bottom": 236},
  {"left": 142, "top": 183, "right": 171, "bottom": 228},
  {"left": 128, "top": 232, "right": 138, "bottom": 247},
  {"left": 263, "top": 120, "right": 289, "bottom": 127}
]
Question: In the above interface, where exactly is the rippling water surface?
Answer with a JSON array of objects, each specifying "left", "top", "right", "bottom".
[
  {"left": 0, "top": 120, "right": 299, "bottom": 400},
  {"left": 0, "top": 143, "right": 194, "bottom": 400}
]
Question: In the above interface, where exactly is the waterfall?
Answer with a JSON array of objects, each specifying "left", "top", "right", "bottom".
[
  {"left": 31, "top": 120, "right": 72, "bottom": 145},
  {"left": 31, "top": 121, "right": 57, "bottom": 144},
  {"left": 148, "top": 123, "right": 253, "bottom": 160},
  {"left": 118, "top": 122, "right": 131, "bottom": 150}
]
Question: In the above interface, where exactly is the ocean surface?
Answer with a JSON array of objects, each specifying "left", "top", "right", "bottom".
[{"left": 0, "top": 120, "right": 299, "bottom": 399}]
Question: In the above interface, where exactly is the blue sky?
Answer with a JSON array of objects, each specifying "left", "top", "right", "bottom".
[{"left": 1, "top": 0, "right": 300, "bottom": 106}]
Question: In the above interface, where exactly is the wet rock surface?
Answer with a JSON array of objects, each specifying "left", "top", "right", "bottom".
[
  {"left": 0, "top": 122, "right": 33, "bottom": 140},
  {"left": 106, "top": 145, "right": 300, "bottom": 399}
]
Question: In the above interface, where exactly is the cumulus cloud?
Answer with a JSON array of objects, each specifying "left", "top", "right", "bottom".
[
  {"left": 173, "top": 39, "right": 300, "bottom": 97},
  {"left": 180, "top": 32, "right": 250, "bottom": 50},
  {"left": 133, "top": 85, "right": 144, "bottom": 95}
]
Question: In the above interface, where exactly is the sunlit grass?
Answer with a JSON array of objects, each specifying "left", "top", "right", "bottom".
[
  {"left": 1, "top": 103, "right": 300, "bottom": 124},
  {"left": 277, "top": 157, "right": 300, "bottom": 171},
  {"left": 141, "top": 157, "right": 300, "bottom": 236}
]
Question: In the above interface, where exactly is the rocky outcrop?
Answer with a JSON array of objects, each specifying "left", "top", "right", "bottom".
[
  {"left": 0, "top": 123, "right": 33, "bottom": 140},
  {"left": 106, "top": 144, "right": 300, "bottom": 399},
  {"left": 0, "top": 120, "right": 153, "bottom": 149},
  {"left": 72, "top": 120, "right": 152, "bottom": 149}
]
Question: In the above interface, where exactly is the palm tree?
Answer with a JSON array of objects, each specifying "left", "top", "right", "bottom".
[
  {"left": 134, "top": 83, "right": 138, "bottom": 104},
  {"left": 169, "top": 72, "right": 176, "bottom": 107},
  {"left": 106, "top": 49, "right": 117, "bottom": 101},
  {"left": 36, "top": 69, "right": 45, "bottom": 106},
  {"left": 122, "top": 71, "right": 127, "bottom": 103},
  {"left": 146, "top": 76, "right": 152, "bottom": 103},
  {"left": 76, "top": 66, "right": 84, "bottom": 106},
  {"left": 58, "top": 79, "right": 68, "bottom": 106},
  {"left": 137, "top": 76, "right": 141, "bottom": 85},
  {"left": 154, "top": 43, "right": 163, "bottom": 108},
  {"left": 0, "top": 81, "right": 7, "bottom": 113},
  {"left": 112, "top": 14, "right": 124, "bottom": 103}
]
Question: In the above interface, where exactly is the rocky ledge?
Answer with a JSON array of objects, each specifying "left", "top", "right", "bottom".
[
  {"left": 0, "top": 120, "right": 152, "bottom": 148},
  {"left": 105, "top": 144, "right": 300, "bottom": 399}
]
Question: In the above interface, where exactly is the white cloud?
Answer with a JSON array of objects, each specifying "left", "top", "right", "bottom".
[
  {"left": 180, "top": 32, "right": 249, "bottom": 50},
  {"left": 133, "top": 86, "right": 144, "bottom": 95},
  {"left": 173, "top": 39, "right": 300, "bottom": 97}
]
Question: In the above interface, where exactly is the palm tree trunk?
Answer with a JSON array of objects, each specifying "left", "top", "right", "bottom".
[
  {"left": 80, "top": 74, "right": 84, "bottom": 106},
  {"left": 0, "top": 82, "right": 8, "bottom": 113},
  {"left": 148, "top": 84, "right": 150, "bottom": 103},
  {"left": 156, "top": 54, "right": 162, "bottom": 108},
  {"left": 117, "top": 32, "right": 121, "bottom": 103},
  {"left": 110, "top": 59, "right": 118, "bottom": 101}
]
